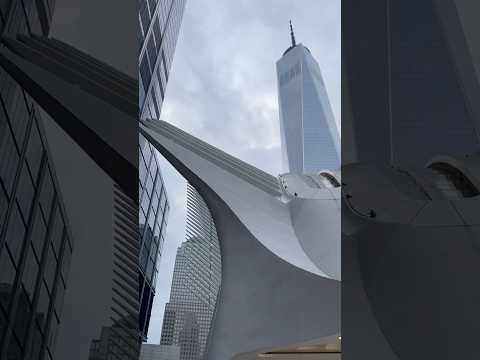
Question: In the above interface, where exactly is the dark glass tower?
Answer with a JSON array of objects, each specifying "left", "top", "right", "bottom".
[
  {"left": 0, "top": 1, "right": 73, "bottom": 359},
  {"left": 138, "top": 0, "right": 186, "bottom": 341}
]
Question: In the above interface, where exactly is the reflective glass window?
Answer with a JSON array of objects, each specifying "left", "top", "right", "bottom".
[
  {"left": 16, "top": 163, "right": 35, "bottom": 222},
  {"left": 31, "top": 212, "right": 47, "bottom": 261},
  {"left": 140, "top": 55, "right": 152, "bottom": 92},
  {"left": 43, "top": 246, "right": 57, "bottom": 294},
  {"left": 0, "top": 247, "right": 16, "bottom": 312},
  {"left": 147, "top": 34, "right": 157, "bottom": 72},
  {"left": 25, "top": 120, "right": 43, "bottom": 182},
  {"left": 0, "top": 182, "right": 8, "bottom": 229},
  {"left": 0, "top": 118, "right": 20, "bottom": 194},
  {"left": 61, "top": 243, "right": 71, "bottom": 286},
  {"left": 5, "top": 204, "right": 26, "bottom": 265},
  {"left": 50, "top": 208, "right": 64, "bottom": 258},
  {"left": 36, "top": 282, "right": 49, "bottom": 331},
  {"left": 9, "top": 89, "right": 29, "bottom": 147},
  {"left": 39, "top": 171, "right": 54, "bottom": 221},
  {"left": 22, "top": 245, "right": 39, "bottom": 301}
]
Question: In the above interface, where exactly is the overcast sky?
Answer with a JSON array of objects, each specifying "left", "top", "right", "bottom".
[{"left": 148, "top": 0, "right": 341, "bottom": 344}]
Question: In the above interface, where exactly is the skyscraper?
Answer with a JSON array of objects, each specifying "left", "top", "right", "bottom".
[
  {"left": 139, "top": 0, "right": 187, "bottom": 120},
  {"left": 277, "top": 22, "right": 340, "bottom": 174},
  {"left": 138, "top": 0, "right": 187, "bottom": 340},
  {"left": 140, "top": 343, "right": 180, "bottom": 360},
  {"left": 160, "top": 185, "right": 221, "bottom": 360},
  {"left": 0, "top": 2, "right": 74, "bottom": 359}
]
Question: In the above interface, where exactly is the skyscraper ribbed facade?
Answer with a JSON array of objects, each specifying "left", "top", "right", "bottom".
[
  {"left": 160, "top": 185, "right": 221, "bottom": 360},
  {"left": 277, "top": 23, "right": 340, "bottom": 174},
  {"left": 0, "top": 2, "right": 74, "bottom": 359},
  {"left": 138, "top": 0, "right": 186, "bottom": 340}
]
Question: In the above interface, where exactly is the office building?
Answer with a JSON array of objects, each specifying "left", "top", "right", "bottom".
[
  {"left": 277, "top": 22, "right": 340, "bottom": 173},
  {"left": 160, "top": 185, "right": 221, "bottom": 359},
  {"left": 171, "top": 185, "right": 221, "bottom": 312},
  {"left": 140, "top": 344, "right": 180, "bottom": 360},
  {"left": 88, "top": 318, "right": 139, "bottom": 360},
  {"left": 160, "top": 302, "right": 209, "bottom": 360},
  {"left": 138, "top": 0, "right": 187, "bottom": 339},
  {"left": 0, "top": 2, "right": 74, "bottom": 359}
]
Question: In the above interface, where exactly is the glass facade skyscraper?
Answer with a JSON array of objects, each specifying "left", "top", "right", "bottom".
[
  {"left": 277, "top": 24, "right": 340, "bottom": 174},
  {"left": 138, "top": 136, "right": 169, "bottom": 340},
  {"left": 138, "top": 0, "right": 186, "bottom": 340},
  {"left": 160, "top": 185, "right": 220, "bottom": 360},
  {"left": 139, "top": 0, "right": 187, "bottom": 119},
  {"left": 0, "top": 1, "right": 73, "bottom": 359}
]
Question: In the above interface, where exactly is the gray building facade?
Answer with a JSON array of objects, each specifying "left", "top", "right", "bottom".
[
  {"left": 138, "top": 0, "right": 186, "bottom": 340},
  {"left": 140, "top": 343, "right": 180, "bottom": 360}
]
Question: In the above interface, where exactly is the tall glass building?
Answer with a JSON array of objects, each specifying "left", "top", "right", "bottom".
[
  {"left": 160, "top": 185, "right": 221, "bottom": 360},
  {"left": 138, "top": 0, "right": 187, "bottom": 340},
  {"left": 277, "top": 23, "right": 340, "bottom": 173},
  {"left": 0, "top": 1, "right": 73, "bottom": 359},
  {"left": 139, "top": 0, "right": 187, "bottom": 119}
]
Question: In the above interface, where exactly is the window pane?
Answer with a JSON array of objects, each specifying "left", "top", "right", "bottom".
[
  {"left": 16, "top": 164, "right": 35, "bottom": 222},
  {"left": 140, "top": 244, "right": 148, "bottom": 272},
  {"left": 22, "top": 245, "right": 39, "bottom": 302},
  {"left": 0, "top": 183, "right": 8, "bottom": 230},
  {"left": 43, "top": 246, "right": 57, "bottom": 294},
  {"left": 39, "top": 172, "right": 54, "bottom": 220},
  {"left": 25, "top": 121, "right": 43, "bottom": 182},
  {"left": 14, "top": 287, "right": 32, "bottom": 348},
  {"left": 31, "top": 212, "right": 47, "bottom": 261},
  {"left": 61, "top": 244, "right": 71, "bottom": 286},
  {"left": 0, "top": 118, "right": 20, "bottom": 195},
  {"left": 36, "top": 282, "right": 49, "bottom": 331},
  {"left": 50, "top": 207, "right": 64, "bottom": 259},
  {"left": 54, "top": 283, "right": 65, "bottom": 321},
  {"left": 25, "top": 322, "right": 43, "bottom": 360},
  {"left": 5, "top": 204, "right": 26, "bottom": 265},
  {"left": 0, "top": 247, "right": 16, "bottom": 312},
  {"left": 9, "top": 88, "right": 29, "bottom": 148}
]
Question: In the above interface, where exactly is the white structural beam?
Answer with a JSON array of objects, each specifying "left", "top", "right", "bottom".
[{"left": 140, "top": 119, "right": 341, "bottom": 359}]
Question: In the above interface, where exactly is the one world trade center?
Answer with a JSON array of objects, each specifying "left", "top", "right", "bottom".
[{"left": 277, "top": 22, "right": 340, "bottom": 173}]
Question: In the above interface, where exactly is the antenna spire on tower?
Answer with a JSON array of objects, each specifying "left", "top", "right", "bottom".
[{"left": 290, "top": 20, "right": 296, "bottom": 47}]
